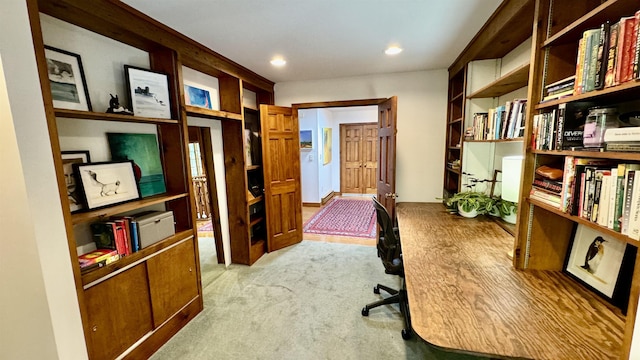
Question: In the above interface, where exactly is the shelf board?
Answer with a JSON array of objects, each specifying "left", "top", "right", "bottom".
[
  {"left": 467, "top": 64, "right": 530, "bottom": 99},
  {"left": 448, "top": 146, "right": 462, "bottom": 150},
  {"left": 185, "top": 105, "right": 242, "bottom": 121},
  {"left": 81, "top": 230, "right": 194, "bottom": 287},
  {"left": 531, "top": 149, "right": 640, "bottom": 161},
  {"left": 446, "top": 167, "right": 461, "bottom": 175},
  {"left": 535, "top": 80, "right": 640, "bottom": 109},
  {"left": 247, "top": 195, "right": 263, "bottom": 206},
  {"left": 71, "top": 193, "right": 189, "bottom": 225},
  {"left": 249, "top": 216, "right": 264, "bottom": 227},
  {"left": 449, "top": 117, "right": 463, "bottom": 124},
  {"left": 528, "top": 198, "right": 640, "bottom": 246},
  {"left": 450, "top": 92, "right": 464, "bottom": 102},
  {"left": 543, "top": 0, "right": 638, "bottom": 47},
  {"left": 465, "top": 138, "right": 524, "bottom": 143},
  {"left": 54, "top": 108, "right": 178, "bottom": 124},
  {"left": 246, "top": 165, "right": 261, "bottom": 171}
]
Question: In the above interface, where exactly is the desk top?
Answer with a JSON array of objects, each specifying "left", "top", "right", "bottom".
[{"left": 397, "top": 202, "right": 624, "bottom": 360}]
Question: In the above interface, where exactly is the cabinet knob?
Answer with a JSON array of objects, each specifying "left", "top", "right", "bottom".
[
  {"left": 92, "top": 325, "right": 98, "bottom": 332},
  {"left": 189, "top": 267, "right": 193, "bottom": 273}
]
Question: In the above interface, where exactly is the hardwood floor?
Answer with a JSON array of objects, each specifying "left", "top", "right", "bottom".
[{"left": 302, "top": 196, "right": 376, "bottom": 247}]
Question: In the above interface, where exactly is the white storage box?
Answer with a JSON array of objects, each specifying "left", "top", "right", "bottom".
[{"left": 136, "top": 211, "right": 175, "bottom": 249}]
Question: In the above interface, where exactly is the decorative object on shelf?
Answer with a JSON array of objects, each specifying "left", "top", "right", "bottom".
[
  {"left": 74, "top": 160, "right": 141, "bottom": 210},
  {"left": 445, "top": 191, "right": 492, "bottom": 218},
  {"left": 105, "top": 94, "right": 133, "bottom": 115},
  {"left": 322, "top": 127, "right": 332, "bottom": 165},
  {"left": 501, "top": 155, "right": 523, "bottom": 224},
  {"left": 245, "top": 129, "right": 253, "bottom": 166},
  {"left": 43, "top": 45, "right": 92, "bottom": 111},
  {"left": 184, "top": 84, "right": 212, "bottom": 109},
  {"left": 107, "top": 133, "right": 167, "bottom": 198},
  {"left": 535, "top": 165, "right": 563, "bottom": 181},
  {"left": 61, "top": 150, "right": 90, "bottom": 212},
  {"left": 124, "top": 65, "right": 171, "bottom": 119},
  {"left": 583, "top": 107, "right": 618, "bottom": 148},
  {"left": 300, "top": 130, "right": 312, "bottom": 149},
  {"left": 564, "top": 224, "right": 636, "bottom": 311}
]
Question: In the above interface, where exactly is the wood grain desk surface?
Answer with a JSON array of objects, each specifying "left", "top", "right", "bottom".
[{"left": 396, "top": 202, "right": 624, "bottom": 360}]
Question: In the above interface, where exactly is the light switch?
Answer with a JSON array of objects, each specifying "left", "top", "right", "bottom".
[{"left": 308, "top": 154, "right": 314, "bottom": 161}]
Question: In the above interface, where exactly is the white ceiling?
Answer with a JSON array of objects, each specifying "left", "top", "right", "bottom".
[{"left": 121, "top": 0, "right": 503, "bottom": 84}]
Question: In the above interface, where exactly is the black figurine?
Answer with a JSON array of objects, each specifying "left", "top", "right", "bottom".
[{"left": 106, "top": 94, "right": 133, "bottom": 115}]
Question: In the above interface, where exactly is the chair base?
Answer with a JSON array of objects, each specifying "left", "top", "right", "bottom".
[{"left": 361, "top": 282, "right": 413, "bottom": 340}]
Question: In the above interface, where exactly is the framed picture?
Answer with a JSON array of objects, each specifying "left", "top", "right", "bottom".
[
  {"left": 44, "top": 46, "right": 92, "bottom": 111},
  {"left": 564, "top": 224, "right": 636, "bottom": 310},
  {"left": 74, "top": 161, "right": 141, "bottom": 210},
  {"left": 323, "top": 128, "right": 332, "bottom": 165},
  {"left": 300, "top": 130, "right": 313, "bottom": 149},
  {"left": 124, "top": 65, "right": 171, "bottom": 119},
  {"left": 184, "top": 84, "right": 212, "bottom": 109},
  {"left": 107, "top": 133, "right": 166, "bottom": 198},
  {"left": 61, "top": 151, "right": 91, "bottom": 212}
]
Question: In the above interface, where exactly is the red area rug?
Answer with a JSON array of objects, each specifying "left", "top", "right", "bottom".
[
  {"left": 303, "top": 198, "right": 376, "bottom": 238},
  {"left": 198, "top": 221, "right": 213, "bottom": 232}
]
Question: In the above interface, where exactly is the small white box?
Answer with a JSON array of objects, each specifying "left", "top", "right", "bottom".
[{"left": 136, "top": 211, "right": 175, "bottom": 249}]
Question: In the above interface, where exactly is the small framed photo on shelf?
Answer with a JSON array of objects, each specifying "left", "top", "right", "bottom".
[
  {"left": 61, "top": 150, "right": 90, "bottom": 213},
  {"left": 300, "top": 130, "right": 312, "bottom": 149},
  {"left": 74, "top": 160, "right": 141, "bottom": 210},
  {"left": 44, "top": 46, "right": 92, "bottom": 111},
  {"left": 564, "top": 224, "right": 636, "bottom": 310},
  {"left": 124, "top": 65, "right": 171, "bottom": 119},
  {"left": 184, "top": 84, "right": 212, "bottom": 109}
]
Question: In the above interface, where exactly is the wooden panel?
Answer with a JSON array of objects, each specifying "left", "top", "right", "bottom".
[
  {"left": 377, "top": 97, "right": 397, "bottom": 217},
  {"left": 363, "top": 124, "right": 378, "bottom": 194},
  {"left": 84, "top": 265, "right": 153, "bottom": 360},
  {"left": 526, "top": 205, "right": 575, "bottom": 270},
  {"left": 466, "top": 63, "right": 530, "bottom": 98},
  {"left": 341, "top": 124, "right": 363, "bottom": 193},
  {"left": 147, "top": 239, "right": 199, "bottom": 326},
  {"left": 397, "top": 203, "right": 624, "bottom": 360}
]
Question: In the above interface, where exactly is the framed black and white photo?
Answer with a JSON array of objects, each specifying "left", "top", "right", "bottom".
[
  {"left": 44, "top": 46, "right": 92, "bottom": 111},
  {"left": 61, "top": 151, "right": 91, "bottom": 212},
  {"left": 564, "top": 224, "right": 636, "bottom": 310},
  {"left": 74, "top": 161, "right": 141, "bottom": 210},
  {"left": 125, "top": 65, "right": 171, "bottom": 119}
]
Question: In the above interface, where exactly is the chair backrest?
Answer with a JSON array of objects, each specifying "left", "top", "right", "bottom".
[{"left": 372, "top": 197, "right": 403, "bottom": 275}]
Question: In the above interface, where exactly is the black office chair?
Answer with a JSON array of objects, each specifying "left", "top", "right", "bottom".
[{"left": 361, "top": 197, "right": 412, "bottom": 340}]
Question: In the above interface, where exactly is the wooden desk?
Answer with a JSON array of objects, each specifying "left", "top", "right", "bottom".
[{"left": 396, "top": 203, "right": 624, "bottom": 360}]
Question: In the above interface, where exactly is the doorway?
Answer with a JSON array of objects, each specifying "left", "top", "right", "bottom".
[{"left": 340, "top": 122, "right": 378, "bottom": 195}]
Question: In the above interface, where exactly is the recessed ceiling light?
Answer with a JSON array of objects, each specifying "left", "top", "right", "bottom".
[
  {"left": 270, "top": 57, "right": 286, "bottom": 67},
  {"left": 385, "top": 46, "right": 403, "bottom": 55}
]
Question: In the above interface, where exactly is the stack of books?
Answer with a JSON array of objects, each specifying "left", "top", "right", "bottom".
[
  {"left": 604, "top": 126, "right": 640, "bottom": 152},
  {"left": 530, "top": 176, "right": 562, "bottom": 209},
  {"left": 542, "top": 76, "right": 575, "bottom": 102}
]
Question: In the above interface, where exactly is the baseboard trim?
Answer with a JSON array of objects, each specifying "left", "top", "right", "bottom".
[
  {"left": 321, "top": 191, "right": 340, "bottom": 205},
  {"left": 302, "top": 202, "right": 321, "bottom": 207}
]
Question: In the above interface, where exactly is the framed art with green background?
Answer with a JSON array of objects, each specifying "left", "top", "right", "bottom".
[{"left": 107, "top": 133, "right": 166, "bottom": 197}]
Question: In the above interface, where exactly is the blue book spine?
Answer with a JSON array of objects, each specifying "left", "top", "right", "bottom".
[{"left": 130, "top": 221, "right": 140, "bottom": 252}]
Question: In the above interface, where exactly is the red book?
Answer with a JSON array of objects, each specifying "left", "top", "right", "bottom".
[
  {"left": 618, "top": 17, "right": 636, "bottom": 83},
  {"left": 78, "top": 249, "right": 119, "bottom": 268},
  {"left": 113, "top": 219, "right": 131, "bottom": 255}
]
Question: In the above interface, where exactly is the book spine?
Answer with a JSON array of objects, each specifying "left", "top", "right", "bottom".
[
  {"left": 583, "top": 167, "right": 596, "bottom": 219},
  {"left": 560, "top": 156, "right": 575, "bottom": 212},
  {"left": 622, "top": 169, "right": 637, "bottom": 234},
  {"left": 634, "top": 11, "right": 640, "bottom": 79},
  {"left": 530, "top": 188, "right": 561, "bottom": 203},
  {"left": 607, "top": 167, "right": 618, "bottom": 229},
  {"left": 578, "top": 172, "right": 587, "bottom": 218},
  {"left": 555, "top": 103, "right": 566, "bottom": 150},
  {"left": 603, "top": 127, "right": 640, "bottom": 142},
  {"left": 575, "top": 35, "right": 587, "bottom": 94},
  {"left": 628, "top": 170, "right": 640, "bottom": 239},
  {"left": 597, "top": 174, "right": 611, "bottom": 226},
  {"left": 585, "top": 29, "right": 601, "bottom": 92},
  {"left": 532, "top": 178, "right": 563, "bottom": 195},
  {"left": 614, "top": 163, "right": 627, "bottom": 232},
  {"left": 615, "top": 18, "right": 629, "bottom": 86},
  {"left": 624, "top": 17, "right": 638, "bottom": 82},
  {"left": 594, "top": 21, "right": 610, "bottom": 90},
  {"left": 605, "top": 21, "right": 619, "bottom": 88}
]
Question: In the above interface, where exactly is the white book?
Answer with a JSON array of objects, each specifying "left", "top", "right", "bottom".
[
  {"left": 628, "top": 170, "right": 640, "bottom": 240},
  {"left": 603, "top": 127, "right": 640, "bottom": 142},
  {"left": 597, "top": 175, "right": 611, "bottom": 226},
  {"left": 607, "top": 168, "right": 618, "bottom": 229}
]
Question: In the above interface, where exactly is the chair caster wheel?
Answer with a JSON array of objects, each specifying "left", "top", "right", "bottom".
[
  {"left": 361, "top": 307, "right": 369, "bottom": 316},
  {"left": 401, "top": 329, "right": 412, "bottom": 340},
  {"left": 373, "top": 286, "right": 380, "bottom": 294}
]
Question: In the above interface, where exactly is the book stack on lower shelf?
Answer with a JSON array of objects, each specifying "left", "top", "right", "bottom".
[{"left": 469, "top": 99, "right": 527, "bottom": 141}]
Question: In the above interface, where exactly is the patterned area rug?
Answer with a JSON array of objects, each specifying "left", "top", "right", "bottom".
[
  {"left": 198, "top": 221, "right": 213, "bottom": 232},
  {"left": 303, "top": 198, "right": 376, "bottom": 238}
]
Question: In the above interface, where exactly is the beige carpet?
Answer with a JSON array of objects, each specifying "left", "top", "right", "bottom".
[{"left": 151, "top": 241, "right": 487, "bottom": 360}]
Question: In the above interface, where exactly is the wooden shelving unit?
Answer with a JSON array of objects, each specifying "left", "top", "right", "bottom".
[{"left": 466, "top": 63, "right": 530, "bottom": 99}]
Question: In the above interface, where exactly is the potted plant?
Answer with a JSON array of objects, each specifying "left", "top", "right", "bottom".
[
  {"left": 498, "top": 198, "right": 518, "bottom": 224},
  {"left": 446, "top": 191, "right": 491, "bottom": 218}
]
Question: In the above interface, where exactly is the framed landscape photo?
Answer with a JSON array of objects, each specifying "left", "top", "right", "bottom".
[
  {"left": 61, "top": 150, "right": 90, "bottom": 212},
  {"left": 300, "top": 130, "right": 312, "bottom": 149},
  {"left": 184, "top": 84, "right": 212, "bottom": 109},
  {"left": 124, "top": 65, "right": 171, "bottom": 119},
  {"left": 44, "top": 46, "right": 92, "bottom": 111},
  {"left": 564, "top": 224, "right": 636, "bottom": 310},
  {"left": 74, "top": 160, "right": 141, "bottom": 210}
]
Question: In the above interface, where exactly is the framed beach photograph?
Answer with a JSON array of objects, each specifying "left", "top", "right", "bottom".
[
  {"left": 107, "top": 132, "right": 166, "bottom": 198},
  {"left": 124, "top": 65, "right": 171, "bottom": 119},
  {"left": 564, "top": 224, "right": 636, "bottom": 310},
  {"left": 184, "top": 84, "right": 212, "bottom": 109},
  {"left": 61, "top": 150, "right": 91, "bottom": 212},
  {"left": 44, "top": 46, "right": 92, "bottom": 111},
  {"left": 74, "top": 161, "right": 141, "bottom": 210},
  {"left": 300, "top": 130, "right": 313, "bottom": 149}
]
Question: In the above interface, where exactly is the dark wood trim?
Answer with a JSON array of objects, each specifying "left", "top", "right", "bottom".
[
  {"left": 321, "top": 191, "right": 337, "bottom": 205},
  {"left": 293, "top": 99, "right": 386, "bottom": 109},
  {"left": 302, "top": 202, "right": 322, "bottom": 207}
]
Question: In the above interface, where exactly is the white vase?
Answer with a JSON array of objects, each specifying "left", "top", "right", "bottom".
[{"left": 457, "top": 204, "right": 478, "bottom": 218}]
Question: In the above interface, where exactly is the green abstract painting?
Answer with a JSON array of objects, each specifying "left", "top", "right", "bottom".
[{"left": 107, "top": 133, "right": 166, "bottom": 197}]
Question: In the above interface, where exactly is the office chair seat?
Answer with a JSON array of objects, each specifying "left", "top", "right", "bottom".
[{"left": 361, "top": 197, "right": 412, "bottom": 340}]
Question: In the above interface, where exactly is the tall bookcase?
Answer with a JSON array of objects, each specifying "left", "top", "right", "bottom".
[
  {"left": 515, "top": 0, "right": 640, "bottom": 358},
  {"left": 443, "top": 69, "right": 465, "bottom": 198},
  {"left": 27, "top": 0, "right": 274, "bottom": 358}
]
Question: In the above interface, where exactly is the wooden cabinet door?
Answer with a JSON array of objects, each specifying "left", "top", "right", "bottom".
[
  {"left": 362, "top": 123, "right": 378, "bottom": 194},
  {"left": 260, "top": 105, "right": 303, "bottom": 252},
  {"left": 84, "top": 265, "right": 153, "bottom": 360},
  {"left": 340, "top": 123, "right": 378, "bottom": 194},
  {"left": 147, "top": 239, "right": 199, "bottom": 327},
  {"left": 377, "top": 97, "right": 398, "bottom": 218}
]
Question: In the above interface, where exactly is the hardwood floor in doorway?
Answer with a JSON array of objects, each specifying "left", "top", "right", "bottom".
[{"left": 303, "top": 196, "right": 376, "bottom": 246}]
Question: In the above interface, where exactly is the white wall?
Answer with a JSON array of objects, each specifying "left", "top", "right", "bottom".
[
  {"left": 317, "top": 108, "right": 333, "bottom": 198},
  {"left": 276, "top": 70, "right": 448, "bottom": 202},
  {"left": 1, "top": 2, "right": 87, "bottom": 359},
  {"left": 299, "top": 109, "right": 320, "bottom": 203}
]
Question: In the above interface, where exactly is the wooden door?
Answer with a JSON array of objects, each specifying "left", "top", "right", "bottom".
[
  {"left": 340, "top": 123, "right": 378, "bottom": 194},
  {"left": 377, "top": 97, "right": 398, "bottom": 218},
  {"left": 260, "top": 105, "right": 303, "bottom": 252}
]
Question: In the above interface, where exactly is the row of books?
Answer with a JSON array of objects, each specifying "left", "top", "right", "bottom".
[
  {"left": 573, "top": 10, "right": 640, "bottom": 96},
  {"left": 469, "top": 99, "right": 527, "bottom": 140},
  {"left": 552, "top": 157, "right": 640, "bottom": 240},
  {"left": 532, "top": 102, "right": 590, "bottom": 151},
  {"left": 542, "top": 76, "right": 575, "bottom": 102}
]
